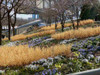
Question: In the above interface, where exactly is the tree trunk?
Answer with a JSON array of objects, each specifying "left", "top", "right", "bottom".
[
  {"left": 49, "top": 18, "right": 51, "bottom": 26},
  {"left": 61, "top": 13, "right": 65, "bottom": 32},
  {"left": 55, "top": 23, "right": 57, "bottom": 30},
  {"left": 0, "top": 24, "right": 2, "bottom": 45},
  {"left": 72, "top": 22, "right": 75, "bottom": 29},
  {"left": 11, "top": 9, "right": 17, "bottom": 36},
  {"left": 70, "top": 16, "right": 75, "bottom": 29},
  {"left": 55, "top": 18, "right": 57, "bottom": 31},
  {"left": 0, "top": 4, "right": 2, "bottom": 45},
  {"left": 77, "top": 19, "right": 80, "bottom": 29},
  {"left": 61, "top": 22, "right": 64, "bottom": 32},
  {"left": 76, "top": 7, "right": 79, "bottom": 29},
  {"left": 8, "top": 12, "right": 11, "bottom": 40},
  {"left": 12, "top": 26, "right": 15, "bottom": 36}
]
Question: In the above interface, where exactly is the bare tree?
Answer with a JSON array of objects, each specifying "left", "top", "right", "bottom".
[
  {"left": 53, "top": 0, "right": 68, "bottom": 32},
  {"left": 0, "top": 0, "right": 8, "bottom": 45},
  {"left": 52, "top": 10, "right": 59, "bottom": 30},
  {"left": 0, "top": 0, "right": 3, "bottom": 45},
  {"left": 10, "top": 0, "right": 24, "bottom": 36},
  {"left": 68, "top": 0, "right": 97, "bottom": 29},
  {"left": 3, "top": 0, "right": 25, "bottom": 40},
  {"left": 40, "top": 8, "right": 53, "bottom": 26}
]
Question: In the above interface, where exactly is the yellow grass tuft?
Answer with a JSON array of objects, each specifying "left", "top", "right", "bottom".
[
  {"left": 40, "top": 19, "right": 94, "bottom": 31},
  {"left": 26, "top": 30, "right": 55, "bottom": 38},
  {"left": 3, "top": 30, "right": 55, "bottom": 41},
  {"left": 51, "top": 27, "right": 100, "bottom": 40},
  {"left": 0, "top": 44, "right": 71, "bottom": 67},
  {"left": 3, "top": 34, "right": 26, "bottom": 41},
  {"left": 3, "top": 19, "right": 94, "bottom": 41}
]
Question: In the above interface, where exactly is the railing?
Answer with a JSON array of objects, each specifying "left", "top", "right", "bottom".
[
  {"left": 68, "top": 68, "right": 100, "bottom": 75},
  {"left": 2, "top": 19, "right": 42, "bottom": 36}
]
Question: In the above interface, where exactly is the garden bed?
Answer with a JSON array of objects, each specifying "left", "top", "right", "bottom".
[{"left": 0, "top": 35, "right": 99, "bottom": 75}]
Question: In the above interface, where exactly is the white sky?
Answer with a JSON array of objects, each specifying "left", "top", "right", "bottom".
[{"left": 16, "top": 14, "right": 32, "bottom": 19}]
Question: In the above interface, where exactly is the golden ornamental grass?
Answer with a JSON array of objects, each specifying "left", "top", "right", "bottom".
[
  {"left": 3, "top": 30, "right": 55, "bottom": 41},
  {"left": 51, "top": 27, "right": 100, "bottom": 40},
  {"left": 40, "top": 19, "right": 94, "bottom": 31},
  {"left": 26, "top": 30, "right": 55, "bottom": 38},
  {"left": 0, "top": 44, "right": 71, "bottom": 67}
]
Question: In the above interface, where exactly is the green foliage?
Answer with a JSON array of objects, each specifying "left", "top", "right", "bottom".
[{"left": 80, "top": 4, "right": 98, "bottom": 20}]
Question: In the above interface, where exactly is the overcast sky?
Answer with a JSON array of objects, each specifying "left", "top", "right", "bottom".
[{"left": 16, "top": 14, "right": 32, "bottom": 19}]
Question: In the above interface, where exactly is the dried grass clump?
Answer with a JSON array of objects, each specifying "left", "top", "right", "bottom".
[
  {"left": 26, "top": 30, "right": 55, "bottom": 38},
  {"left": 74, "top": 19, "right": 94, "bottom": 26},
  {"left": 3, "top": 30, "right": 55, "bottom": 41},
  {"left": 0, "top": 44, "right": 71, "bottom": 67},
  {"left": 3, "top": 34, "right": 26, "bottom": 41},
  {"left": 51, "top": 27, "right": 100, "bottom": 40},
  {"left": 41, "top": 19, "right": 94, "bottom": 30}
]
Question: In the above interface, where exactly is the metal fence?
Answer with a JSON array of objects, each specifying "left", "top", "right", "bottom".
[{"left": 2, "top": 19, "right": 42, "bottom": 36}]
